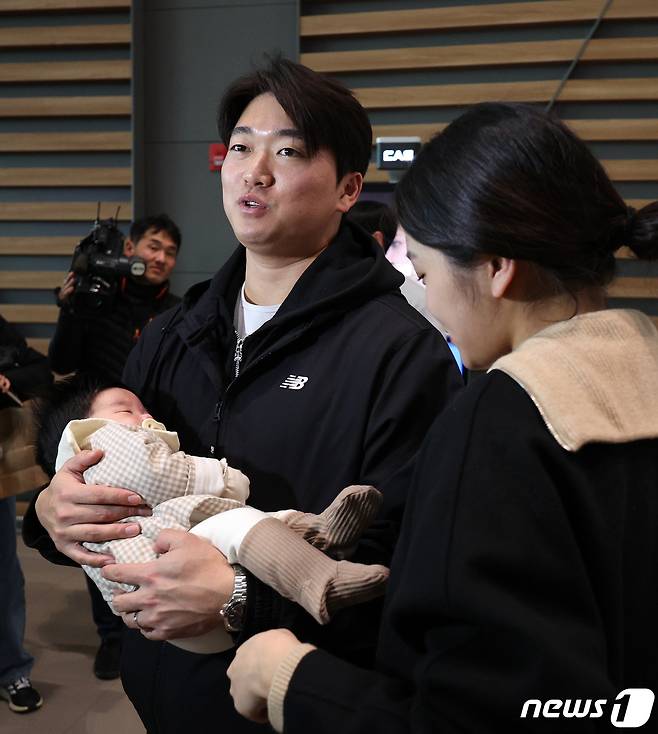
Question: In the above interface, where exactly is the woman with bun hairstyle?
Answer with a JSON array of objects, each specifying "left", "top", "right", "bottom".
[{"left": 226, "top": 103, "right": 658, "bottom": 733}]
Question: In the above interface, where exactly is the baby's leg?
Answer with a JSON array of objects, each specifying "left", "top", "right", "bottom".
[
  {"left": 272, "top": 485, "right": 382, "bottom": 557},
  {"left": 239, "top": 518, "right": 389, "bottom": 625}
]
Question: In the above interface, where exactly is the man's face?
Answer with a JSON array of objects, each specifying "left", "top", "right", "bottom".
[
  {"left": 124, "top": 227, "right": 178, "bottom": 285},
  {"left": 221, "top": 92, "right": 361, "bottom": 259}
]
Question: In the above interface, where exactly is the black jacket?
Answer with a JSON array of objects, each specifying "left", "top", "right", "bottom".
[
  {"left": 283, "top": 371, "right": 658, "bottom": 733},
  {"left": 48, "top": 277, "right": 179, "bottom": 381},
  {"left": 114, "top": 221, "right": 462, "bottom": 733},
  {"left": 0, "top": 315, "right": 52, "bottom": 409},
  {"left": 123, "top": 221, "right": 461, "bottom": 513}
]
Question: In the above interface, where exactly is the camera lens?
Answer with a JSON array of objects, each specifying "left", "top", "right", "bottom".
[{"left": 130, "top": 260, "right": 146, "bottom": 277}]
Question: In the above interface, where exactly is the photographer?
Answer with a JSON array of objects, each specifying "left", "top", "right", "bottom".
[
  {"left": 49, "top": 214, "right": 182, "bottom": 383},
  {"left": 47, "top": 214, "right": 181, "bottom": 679}
]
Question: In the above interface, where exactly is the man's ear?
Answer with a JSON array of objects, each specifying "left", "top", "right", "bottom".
[
  {"left": 337, "top": 172, "right": 363, "bottom": 213},
  {"left": 487, "top": 256, "right": 517, "bottom": 299},
  {"left": 123, "top": 239, "right": 135, "bottom": 257}
]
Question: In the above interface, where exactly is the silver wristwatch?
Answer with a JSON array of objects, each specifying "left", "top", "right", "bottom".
[{"left": 220, "top": 563, "right": 248, "bottom": 633}]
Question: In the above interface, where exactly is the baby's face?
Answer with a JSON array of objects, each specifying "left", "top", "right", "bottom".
[{"left": 89, "top": 388, "right": 153, "bottom": 427}]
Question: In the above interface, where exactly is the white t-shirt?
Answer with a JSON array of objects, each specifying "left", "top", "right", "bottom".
[{"left": 236, "top": 283, "right": 281, "bottom": 338}]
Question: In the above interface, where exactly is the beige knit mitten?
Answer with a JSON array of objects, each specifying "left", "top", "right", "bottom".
[
  {"left": 281, "top": 484, "right": 382, "bottom": 557},
  {"left": 239, "top": 517, "right": 389, "bottom": 625}
]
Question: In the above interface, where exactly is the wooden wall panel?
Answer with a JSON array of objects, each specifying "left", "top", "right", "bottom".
[
  {"left": 0, "top": 1, "right": 130, "bottom": 13},
  {"left": 302, "top": 37, "right": 658, "bottom": 74},
  {"left": 0, "top": 97, "right": 130, "bottom": 118},
  {"left": 0, "top": 132, "right": 131, "bottom": 152},
  {"left": 0, "top": 168, "right": 131, "bottom": 187},
  {"left": 0, "top": 305, "right": 59, "bottom": 324},
  {"left": 0, "top": 25, "right": 130, "bottom": 49},
  {"left": 0, "top": 3, "right": 132, "bottom": 340},
  {"left": 0, "top": 203, "right": 132, "bottom": 221},
  {"left": 301, "top": 1, "right": 658, "bottom": 37},
  {"left": 0, "top": 271, "right": 64, "bottom": 289},
  {"left": 0, "top": 60, "right": 130, "bottom": 84},
  {"left": 355, "top": 79, "right": 658, "bottom": 110},
  {"left": 371, "top": 119, "right": 658, "bottom": 143},
  {"left": 0, "top": 237, "right": 78, "bottom": 255},
  {"left": 26, "top": 338, "right": 50, "bottom": 355}
]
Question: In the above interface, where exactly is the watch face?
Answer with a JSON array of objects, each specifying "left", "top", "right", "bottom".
[{"left": 222, "top": 599, "right": 246, "bottom": 632}]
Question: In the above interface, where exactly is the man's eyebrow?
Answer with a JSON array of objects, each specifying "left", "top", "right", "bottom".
[
  {"left": 147, "top": 237, "right": 176, "bottom": 250},
  {"left": 276, "top": 128, "right": 304, "bottom": 140},
  {"left": 230, "top": 125, "right": 304, "bottom": 140}
]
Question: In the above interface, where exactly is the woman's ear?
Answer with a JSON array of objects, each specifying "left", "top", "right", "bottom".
[{"left": 487, "top": 256, "right": 517, "bottom": 300}]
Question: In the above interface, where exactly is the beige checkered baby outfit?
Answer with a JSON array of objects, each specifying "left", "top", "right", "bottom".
[{"left": 56, "top": 420, "right": 249, "bottom": 612}]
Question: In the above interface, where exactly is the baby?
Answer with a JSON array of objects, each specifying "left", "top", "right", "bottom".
[{"left": 35, "top": 373, "right": 388, "bottom": 652}]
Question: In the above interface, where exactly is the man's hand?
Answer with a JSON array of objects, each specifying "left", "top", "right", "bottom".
[
  {"left": 0, "top": 373, "right": 10, "bottom": 394},
  {"left": 57, "top": 271, "right": 76, "bottom": 305},
  {"left": 35, "top": 449, "right": 150, "bottom": 566},
  {"left": 106, "top": 530, "right": 235, "bottom": 640},
  {"left": 227, "top": 629, "right": 303, "bottom": 724}
]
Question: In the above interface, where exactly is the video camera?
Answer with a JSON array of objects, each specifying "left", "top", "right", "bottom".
[{"left": 69, "top": 210, "right": 146, "bottom": 315}]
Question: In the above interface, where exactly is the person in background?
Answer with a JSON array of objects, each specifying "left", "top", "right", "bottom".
[
  {"left": 49, "top": 214, "right": 182, "bottom": 383},
  {"left": 47, "top": 214, "right": 182, "bottom": 680},
  {"left": 226, "top": 103, "right": 658, "bottom": 733},
  {"left": 0, "top": 315, "right": 52, "bottom": 714},
  {"left": 347, "top": 200, "right": 464, "bottom": 374}
]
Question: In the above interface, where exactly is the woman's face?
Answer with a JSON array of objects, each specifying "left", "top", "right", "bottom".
[{"left": 405, "top": 234, "right": 510, "bottom": 370}]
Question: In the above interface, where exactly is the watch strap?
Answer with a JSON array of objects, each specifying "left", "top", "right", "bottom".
[{"left": 220, "top": 563, "right": 248, "bottom": 633}]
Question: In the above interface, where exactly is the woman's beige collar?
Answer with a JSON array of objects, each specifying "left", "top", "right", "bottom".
[{"left": 489, "top": 310, "right": 658, "bottom": 451}]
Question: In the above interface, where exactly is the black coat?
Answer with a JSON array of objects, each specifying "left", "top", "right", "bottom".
[
  {"left": 26, "top": 221, "right": 462, "bottom": 733},
  {"left": 48, "top": 277, "right": 179, "bottom": 381},
  {"left": 0, "top": 315, "right": 52, "bottom": 409},
  {"left": 282, "top": 371, "right": 658, "bottom": 733}
]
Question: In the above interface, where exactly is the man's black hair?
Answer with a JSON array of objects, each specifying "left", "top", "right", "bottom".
[
  {"left": 34, "top": 372, "right": 126, "bottom": 478},
  {"left": 347, "top": 200, "right": 398, "bottom": 252},
  {"left": 217, "top": 56, "right": 372, "bottom": 181},
  {"left": 130, "top": 214, "right": 182, "bottom": 252}
]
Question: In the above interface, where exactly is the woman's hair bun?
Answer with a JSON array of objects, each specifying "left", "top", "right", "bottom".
[{"left": 627, "top": 201, "right": 658, "bottom": 260}]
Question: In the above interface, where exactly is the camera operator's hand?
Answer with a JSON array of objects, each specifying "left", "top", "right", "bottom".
[
  {"left": 57, "top": 271, "right": 75, "bottom": 306},
  {"left": 35, "top": 449, "right": 152, "bottom": 567},
  {"left": 0, "top": 373, "right": 11, "bottom": 393}
]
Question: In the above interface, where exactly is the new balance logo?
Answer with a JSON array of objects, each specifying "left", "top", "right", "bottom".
[{"left": 280, "top": 375, "right": 308, "bottom": 390}]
